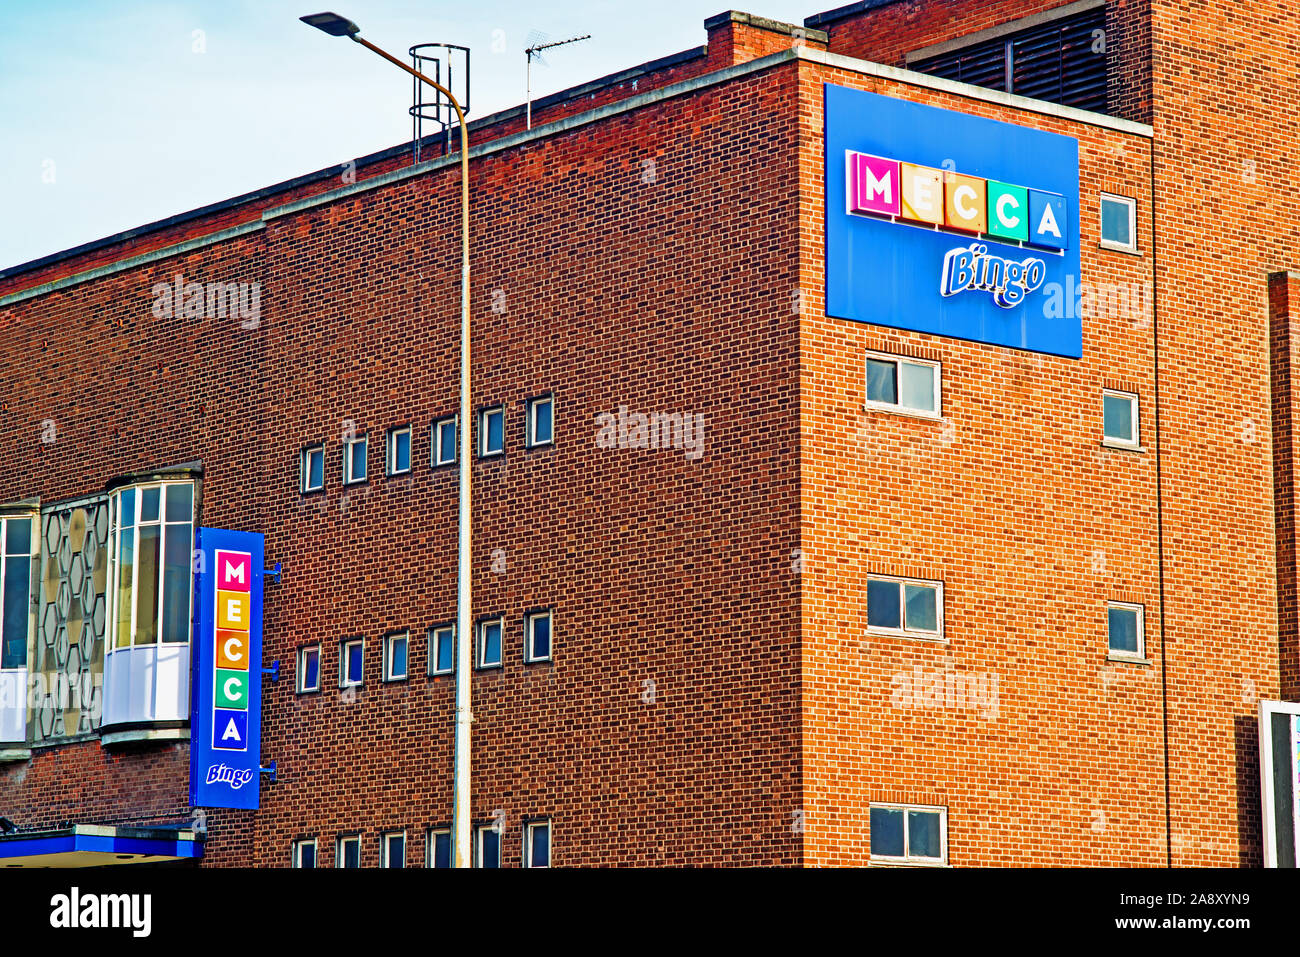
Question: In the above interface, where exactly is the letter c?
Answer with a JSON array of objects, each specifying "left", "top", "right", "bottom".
[
  {"left": 996, "top": 193, "right": 1021, "bottom": 228},
  {"left": 223, "top": 637, "right": 244, "bottom": 663},
  {"left": 954, "top": 184, "right": 978, "bottom": 221},
  {"left": 223, "top": 677, "right": 243, "bottom": 703}
]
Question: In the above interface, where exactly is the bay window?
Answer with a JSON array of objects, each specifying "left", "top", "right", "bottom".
[
  {"left": 103, "top": 479, "right": 195, "bottom": 734},
  {"left": 0, "top": 513, "right": 34, "bottom": 747}
]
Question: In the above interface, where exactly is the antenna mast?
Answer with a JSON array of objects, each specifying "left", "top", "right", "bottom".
[{"left": 525, "top": 33, "right": 592, "bottom": 130}]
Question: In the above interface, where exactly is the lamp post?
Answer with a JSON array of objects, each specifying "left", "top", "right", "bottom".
[{"left": 301, "top": 11, "right": 475, "bottom": 869}]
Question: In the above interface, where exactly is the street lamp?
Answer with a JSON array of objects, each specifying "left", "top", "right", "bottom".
[{"left": 301, "top": 11, "right": 475, "bottom": 870}]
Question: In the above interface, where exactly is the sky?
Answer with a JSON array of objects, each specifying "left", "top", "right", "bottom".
[{"left": 0, "top": 0, "right": 819, "bottom": 271}]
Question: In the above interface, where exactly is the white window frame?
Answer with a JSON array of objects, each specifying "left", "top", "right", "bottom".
[
  {"left": 1107, "top": 601, "right": 1146, "bottom": 661},
  {"left": 380, "top": 830, "right": 406, "bottom": 868},
  {"left": 432, "top": 415, "right": 457, "bottom": 467},
  {"left": 300, "top": 444, "right": 325, "bottom": 493},
  {"left": 524, "top": 819, "right": 551, "bottom": 868},
  {"left": 383, "top": 630, "right": 409, "bottom": 682},
  {"left": 525, "top": 609, "right": 552, "bottom": 664},
  {"left": 1099, "top": 192, "right": 1137, "bottom": 253},
  {"left": 0, "top": 514, "right": 34, "bottom": 673},
  {"left": 343, "top": 434, "right": 368, "bottom": 485},
  {"left": 864, "top": 351, "right": 942, "bottom": 418},
  {"left": 1101, "top": 389, "right": 1141, "bottom": 450},
  {"left": 337, "top": 834, "right": 361, "bottom": 868},
  {"left": 526, "top": 394, "right": 555, "bottom": 448},
  {"left": 869, "top": 802, "right": 948, "bottom": 866},
  {"left": 866, "top": 574, "right": 945, "bottom": 642},
  {"left": 297, "top": 643, "right": 321, "bottom": 693},
  {"left": 427, "top": 827, "right": 452, "bottom": 868},
  {"left": 106, "top": 480, "right": 195, "bottom": 652},
  {"left": 292, "top": 838, "right": 318, "bottom": 868},
  {"left": 474, "top": 823, "right": 501, "bottom": 868},
  {"left": 479, "top": 406, "right": 505, "bottom": 458},
  {"left": 477, "top": 616, "right": 504, "bottom": 670},
  {"left": 340, "top": 637, "right": 364, "bottom": 688},
  {"left": 387, "top": 425, "right": 412, "bottom": 476},
  {"left": 428, "top": 623, "right": 454, "bottom": 676}
]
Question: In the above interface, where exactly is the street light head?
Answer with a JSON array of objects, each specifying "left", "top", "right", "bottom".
[{"left": 299, "top": 12, "right": 360, "bottom": 37}]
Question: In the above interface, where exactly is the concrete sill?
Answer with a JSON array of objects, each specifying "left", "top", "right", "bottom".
[
  {"left": 100, "top": 727, "right": 190, "bottom": 748},
  {"left": 0, "top": 748, "right": 31, "bottom": 763},
  {"left": 1107, "top": 654, "right": 1152, "bottom": 666},
  {"left": 1100, "top": 440, "right": 1147, "bottom": 454}
]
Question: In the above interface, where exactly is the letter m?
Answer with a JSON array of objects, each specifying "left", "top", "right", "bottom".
[{"left": 223, "top": 560, "right": 244, "bottom": 584}]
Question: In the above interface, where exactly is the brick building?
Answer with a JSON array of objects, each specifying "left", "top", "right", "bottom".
[{"left": 0, "top": 0, "right": 1296, "bottom": 867}]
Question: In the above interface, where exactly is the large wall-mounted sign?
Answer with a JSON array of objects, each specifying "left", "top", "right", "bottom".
[
  {"left": 825, "top": 84, "right": 1082, "bottom": 358},
  {"left": 190, "top": 527, "right": 264, "bottom": 810}
]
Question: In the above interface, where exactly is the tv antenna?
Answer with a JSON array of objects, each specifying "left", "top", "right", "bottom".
[{"left": 525, "top": 32, "right": 592, "bottom": 130}]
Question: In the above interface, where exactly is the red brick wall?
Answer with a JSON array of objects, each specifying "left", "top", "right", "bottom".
[
  {"left": 1270, "top": 272, "right": 1300, "bottom": 702},
  {"left": 796, "top": 57, "right": 1165, "bottom": 865}
]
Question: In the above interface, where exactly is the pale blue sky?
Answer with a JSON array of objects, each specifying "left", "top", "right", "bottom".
[{"left": 0, "top": 1, "right": 820, "bottom": 270}]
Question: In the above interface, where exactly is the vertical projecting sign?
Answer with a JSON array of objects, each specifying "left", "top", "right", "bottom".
[
  {"left": 824, "top": 84, "right": 1083, "bottom": 358},
  {"left": 190, "top": 527, "right": 265, "bottom": 810}
]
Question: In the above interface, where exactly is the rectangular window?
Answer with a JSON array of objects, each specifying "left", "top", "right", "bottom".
[
  {"left": 383, "top": 631, "right": 409, "bottom": 681},
  {"left": 343, "top": 434, "right": 368, "bottom": 485},
  {"left": 865, "top": 352, "right": 941, "bottom": 416},
  {"left": 108, "top": 481, "right": 194, "bottom": 650},
  {"left": 301, "top": 444, "right": 325, "bottom": 493},
  {"left": 381, "top": 831, "right": 406, "bottom": 868},
  {"left": 909, "top": 5, "right": 1107, "bottom": 114},
  {"left": 479, "top": 406, "right": 505, "bottom": 458},
  {"left": 340, "top": 637, "right": 364, "bottom": 687},
  {"left": 0, "top": 516, "right": 33, "bottom": 671},
  {"left": 1100, "top": 193, "right": 1137, "bottom": 252},
  {"left": 477, "top": 617, "right": 503, "bottom": 669},
  {"left": 428, "top": 828, "right": 452, "bottom": 868},
  {"left": 293, "top": 838, "right": 318, "bottom": 868},
  {"left": 475, "top": 824, "right": 501, "bottom": 868},
  {"left": 870, "top": 803, "right": 947, "bottom": 865},
  {"left": 1102, "top": 389, "right": 1140, "bottom": 448},
  {"left": 432, "top": 416, "right": 457, "bottom": 467},
  {"left": 527, "top": 395, "right": 554, "bottom": 448},
  {"left": 387, "top": 426, "right": 412, "bottom": 475},
  {"left": 525, "top": 820, "right": 551, "bottom": 868},
  {"left": 1108, "top": 601, "right": 1145, "bottom": 660},
  {"left": 867, "top": 575, "right": 943, "bottom": 641},
  {"left": 429, "top": 623, "right": 454, "bottom": 676},
  {"left": 337, "top": 834, "right": 361, "bottom": 868},
  {"left": 525, "top": 609, "right": 552, "bottom": 663},
  {"left": 297, "top": 644, "right": 321, "bottom": 693}
]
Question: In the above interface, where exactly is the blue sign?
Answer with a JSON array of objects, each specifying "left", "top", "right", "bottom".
[
  {"left": 190, "top": 527, "right": 264, "bottom": 810},
  {"left": 825, "top": 84, "right": 1082, "bottom": 358}
]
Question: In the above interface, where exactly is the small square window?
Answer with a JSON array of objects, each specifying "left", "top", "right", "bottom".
[
  {"left": 383, "top": 631, "right": 409, "bottom": 681},
  {"left": 527, "top": 395, "right": 554, "bottom": 448},
  {"left": 432, "top": 416, "right": 457, "bottom": 466},
  {"left": 525, "top": 609, "right": 552, "bottom": 663},
  {"left": 1100, "top": 193, "right": 1137, "bottom": 252},
  {"left": 387, "top": 425, "right": 412, "bottom": 475},
  {"left": 297, "top": 644, "right": 321, "bottom": 693},
  {"left": 865, "top": 352, "right": 940, "bottom": 416},
  {"left": 867, "top": 575, "right": 943, "bottom": 641},
  {"left": 381, "top": 831, "right": 406, "bottom": 868},
  {"left": 293, "top": 838, "right": 317, "bottom": 868},
  {"left": 525, "top": 820, "right": 551, "bottom": 868},
  {"left": 301, "top": 444, "right": 325, "bottom": 493},
  {"left": 1102, "top": 390, "right": 1140, "bottom": 448},
  {"left": 479, "top": 406, "right": 505, "bottom": 458},
  {"left": 429, "top": 624, "right": 455, "bottom": 676},
  {"left": 340, "top": 637, "right": 364, "bottom": 687},
  {"left": 343, "top": 434, "right": 368, "bottom": 485},
  {"left": 428, "top": 828, "right": 452, "bottom": 868},
  {"left": 1108, "top": 602, "right": 1145, "bottom": 659},
  {"left": 870, "top": 803, "right": 947, "bottom": 865},
  {"left": 337, "top": 834, "right": 361, "bottom": 868},
  {"left": 475, "top": 824, "right": 501, "bottom": 868},
  {"left": 477, "top": 617, "right": 503, "bottom": 669}
]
